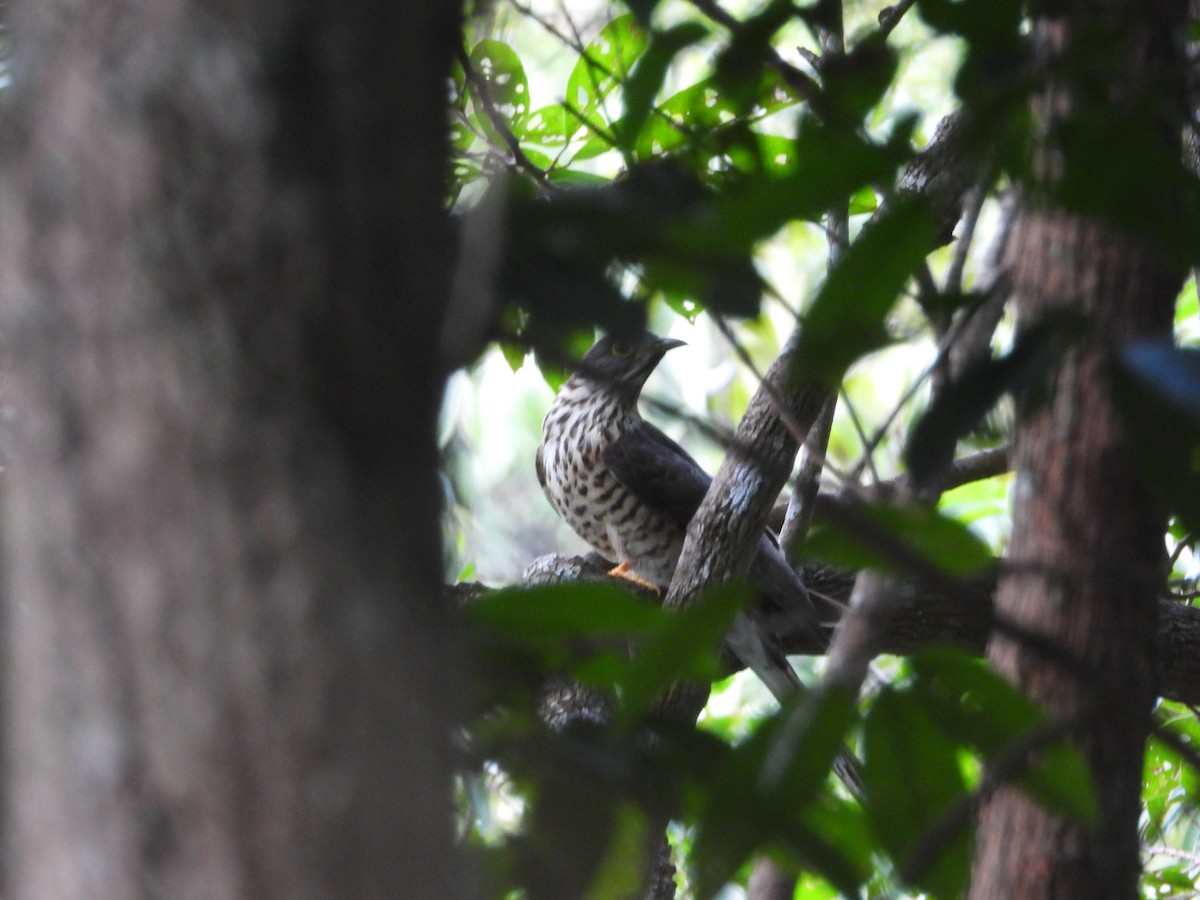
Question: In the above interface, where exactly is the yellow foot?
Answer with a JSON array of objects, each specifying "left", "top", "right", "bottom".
[{"left": 607, "top": 561, "right": 662, "bottom": 595}]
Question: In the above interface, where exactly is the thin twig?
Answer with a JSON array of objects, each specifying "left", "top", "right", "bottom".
[
  {"left": 781, "top": 395, "right": 836, "bottom": 559},
  {"left": 1143, "top": 844, "right": 1200, "bottom": 867},
  {"left": 837, "top": 386, "right": 881, "bottom": 485},
  {"left": 944, "top": 177, "right": 989, "bottom": 296}
]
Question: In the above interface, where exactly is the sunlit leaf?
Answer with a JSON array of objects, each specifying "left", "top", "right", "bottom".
[
  {"left": 565, "top": 15, "right": 649, "bottom": 139},
  {"left": 468, "top": 39, "right": 531, "bottom": 139},
  {"left": 791, "top": 194, "right": 938, "bottom": 388},
  {"left": 634, "top": 68, "right": 805, "bottom": 162},
  {"left": 500, "top": 340, "right": 527, "bottom": 372},
  {"left": 524, "top": 104, "right": 571, "bottom": 146},
  {"left": 805, "top": 500, "right": 995, "bottom": 579},
  {"left": 848, "top": 185, "right": 878, "bottom": 214}
]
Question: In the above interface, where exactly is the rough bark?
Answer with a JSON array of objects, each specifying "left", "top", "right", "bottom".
[
  {"left": 0, "top": 1, "right": 462, "bottom": 897},
  {"left": 969, "top": 3, "right": 1186, "bottom": 897}
]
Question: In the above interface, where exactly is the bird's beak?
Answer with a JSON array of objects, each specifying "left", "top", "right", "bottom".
[{"left": 656, "top": 337, "right": 687, "bottom": 354}]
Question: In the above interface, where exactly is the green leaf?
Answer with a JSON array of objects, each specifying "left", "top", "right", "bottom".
[
  {"left": 772, "top": 819, "right": 865, "bottom": 899},
  {"left": 703, "top": 121, "right": 908, "bottom": 248},
  {"left": 848, "top": 185, "right": 878, "bottom": 215},
  {"left": 469, "top": 582, "right": 664, "bottom": 641},
  {"left": 660, "top": 290, "right": 704, "bottom": 323},
  {"left": 910, "top": 649, "right": 1099, "bottom": 824},
  {"left": 863, "top": 687, "right": 970, "bottom": 898},
  {"left": 618, "top": 22, "right": 710, "bottom": 153},
  {"left": 916, "top": 0, "right": 1024, "bottom": 106},
  {"left": 791, "top": 792, "right": 875, "bottom": 891},
  {"left": 916, "top": 0, "right": 1029, "bottom": 172},
  {"left": 523, "top": 104, "right": 571, "bottom": 146},
  {"left": 565, "top": 15, "right": 648, "bottom": 138},
  {"left": 633, "top": 67, "right": 805, "bottom": 162},
  {"left": 634, "top": 80, "right": 723, "bottom": 159},
  {"left": 713, "top": 0, "right": 797, "bottom": 108},
  {"left": 617, "top": 581, "right": 746, "bottom": 720},
  {"left": 584, "top": 803, "right": 651, "bottom": 899},
  {"left": 468, "top": 39, "right": 531, "bottom": 139},
  {"left": 917, "top": 0, "right": 1022, "bottom": 47},
  {"left": 566, "top": 128, "right": 618, "bottom": 162},
  {"left": 805, "top": 501, "right": 996, "bottom": 579},
  {"left": 500, "top": 340, "right": 527, "bottom": 372},
  {"left": 817, "top": 33, "right": 898, "bottom": 124},
  {"left": 756, "top": 133, "right": 797, "bottom": 175},
  {"left": 791, "top": 194, "right": 939, "bottom": 388},
  {"left": 449, "top": 116, "right": 478, "bottom": 153},
  {"left": 514, "top": 740, "right": 624, "bottom": 900},
  {"left": 690, "top": 687, "right": 861, "bottom": 897},
  {"left": 1176, "top": 278, "right": 1198, "bottom": 335},
  {"left": 503, "top": 163, "right": 765, "bottom": 320}
]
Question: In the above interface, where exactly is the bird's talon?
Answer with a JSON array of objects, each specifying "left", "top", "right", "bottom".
[{"left": 607, "top": 561, "right": 661, "bottom": 595}]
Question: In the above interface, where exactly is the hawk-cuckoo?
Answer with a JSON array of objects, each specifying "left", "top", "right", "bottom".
[{"left": 536, "top": 330, "right": 825, "bottom": 699}]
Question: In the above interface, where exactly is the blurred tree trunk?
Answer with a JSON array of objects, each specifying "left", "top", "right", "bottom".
[
  {"left": 969, "top": 2, "right": 1185, "bottom": 897},
  {"left": 0, "top": 1, "right": 463, "bottom": 897}
]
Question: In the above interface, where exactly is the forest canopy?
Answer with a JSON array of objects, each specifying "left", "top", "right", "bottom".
[{"left": 446, "top": 0, "right": 1200, "bottom": 898}]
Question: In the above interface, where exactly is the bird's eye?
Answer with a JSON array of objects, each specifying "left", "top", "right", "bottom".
[{"left": 611, "top": 341, "right": 632, "bottom": 358}]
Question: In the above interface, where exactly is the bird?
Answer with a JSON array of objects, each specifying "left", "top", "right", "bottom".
[{"left": 536, "top": 329, "right": 826, "bottom": 701}]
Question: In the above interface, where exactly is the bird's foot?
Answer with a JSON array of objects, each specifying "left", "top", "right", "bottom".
[{"left": 607, "top": 561, "right": 662, "bottom": 595}]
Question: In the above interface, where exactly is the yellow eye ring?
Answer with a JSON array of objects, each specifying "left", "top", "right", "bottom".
[{"left": 611, "top": 341, "right": 632, "bottom": 358}]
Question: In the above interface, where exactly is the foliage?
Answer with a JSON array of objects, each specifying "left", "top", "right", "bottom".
[{"left": 448, "top": 0, "right": 1200, "bottom": 896}]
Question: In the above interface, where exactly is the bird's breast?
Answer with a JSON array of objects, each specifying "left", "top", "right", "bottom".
[{"left": 539, "top": 398, "right": 684, "bottom": 587}]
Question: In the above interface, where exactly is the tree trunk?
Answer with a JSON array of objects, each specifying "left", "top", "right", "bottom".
[
  {"left": 969, "top": 3, "right": 1185, "bottom": 897},
  {"left": 0, "top": 1, "right": 462, "bottom": 897}
]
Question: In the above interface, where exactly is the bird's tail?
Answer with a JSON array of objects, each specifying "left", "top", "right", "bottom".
[{"left": 726, "top": 612, "right": 866, "bottom": 802}]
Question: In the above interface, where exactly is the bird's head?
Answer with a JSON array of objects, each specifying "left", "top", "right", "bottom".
[{"left": 574, "top": 331, "right": 686, "bottom": 401}]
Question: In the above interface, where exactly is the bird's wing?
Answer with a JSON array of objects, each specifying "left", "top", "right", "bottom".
[
  {"left": 609, "top": 424, "right": 822, "bottom": 627},
  {"left": 535, "top": 442, "right": 547, "bottom": 490},
  {"left": 601, "top": 421, "right": 711, "bottom": 531}
]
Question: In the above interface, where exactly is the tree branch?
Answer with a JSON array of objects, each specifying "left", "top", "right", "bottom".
[{"left": 511, "top": 553, "right": 1200, "bottom": 708}]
